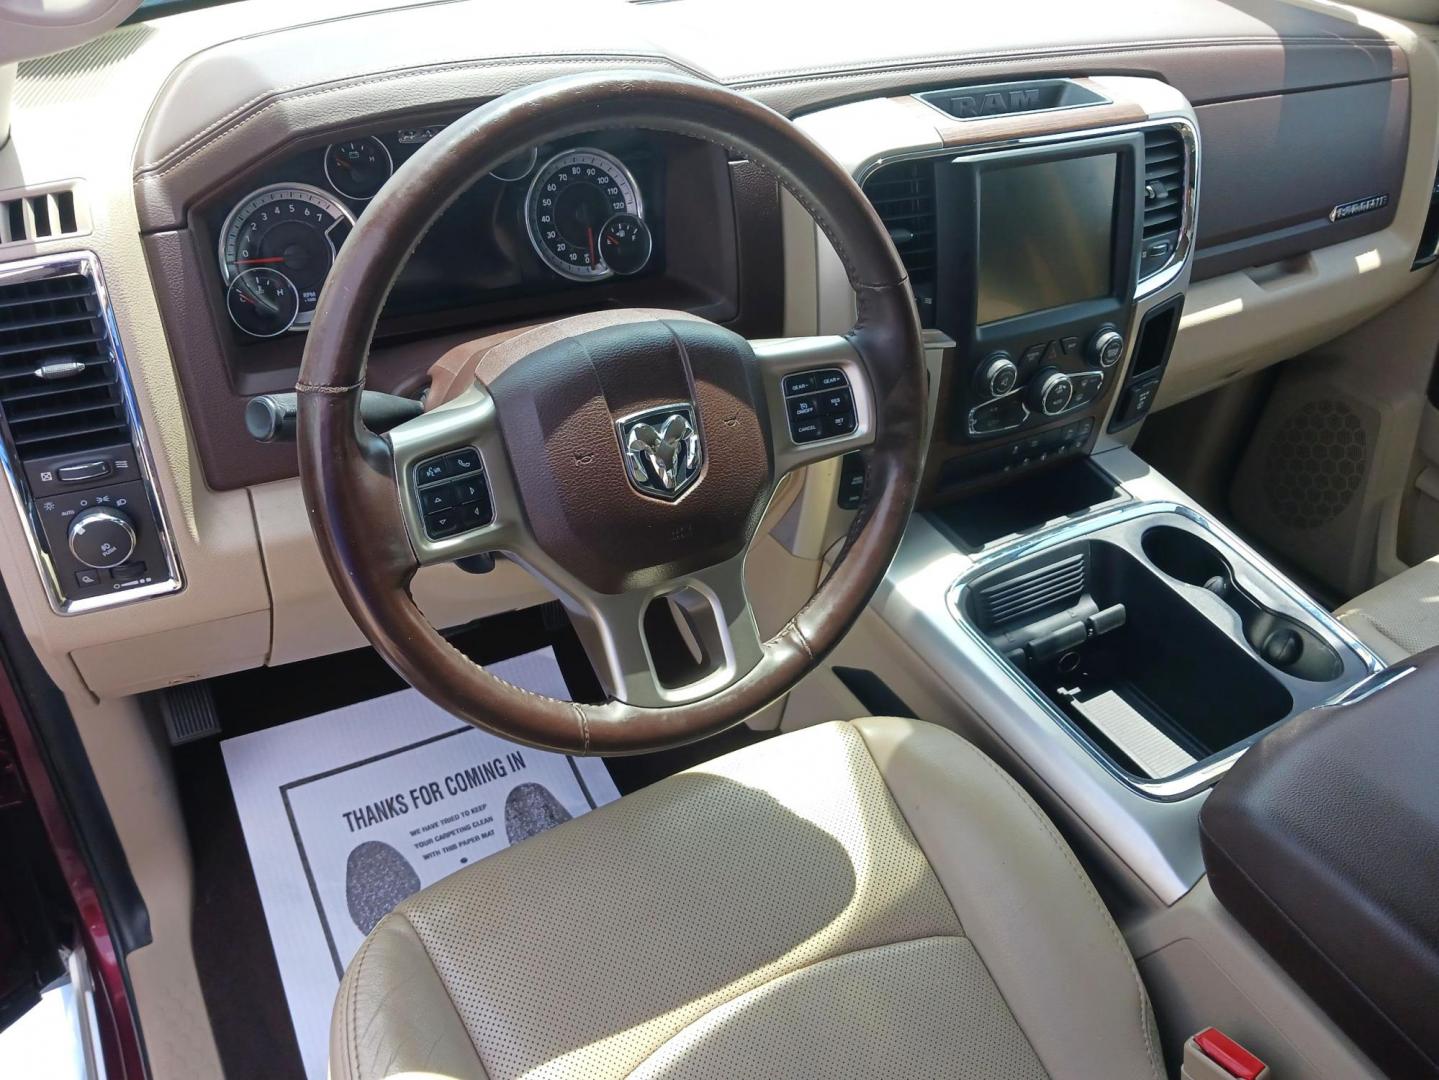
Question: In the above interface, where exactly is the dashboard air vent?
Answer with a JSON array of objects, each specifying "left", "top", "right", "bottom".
[
  {"left": 863, "top": 160, "right": 936, "bottom": 325},
  {"left": 0, "top": 269, "right": 128, "bottom": 461},
  {"left": 0, "top": 182, "right": 87, "bottom": 248},
  {"left": 1140, "top": 128, "right": 1186, "bottom": 279},
  {"left": 975, "top": 552, "right": 1087, "bottom": 629}
]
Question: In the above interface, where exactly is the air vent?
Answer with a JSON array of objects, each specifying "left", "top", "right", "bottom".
[
  {"left": 0, "top": 269, "right": 128, "bottom": 461},
  {"left": 0, "top": 182, "right": 88, "bottom": 248},
  {"left": 863, "top": 160, "right": 936, "bottom": 325},
  {"left": 1140, "top": 128, "right": 1186, "bottom": 279},
  {"left": 976, "top": 552, "right": 1087, "bottom": 629}
]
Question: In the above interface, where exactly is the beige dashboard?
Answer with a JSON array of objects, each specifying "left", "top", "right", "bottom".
[{"left": 0, "top": 0, "right": 1436, "bottom": 706}]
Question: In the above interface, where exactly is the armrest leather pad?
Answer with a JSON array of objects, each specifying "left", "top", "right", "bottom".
[{"left": 1199, "top": 647, "right": 1439, "bottom": 1079}]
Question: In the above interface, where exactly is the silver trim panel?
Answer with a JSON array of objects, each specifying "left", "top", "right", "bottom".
[
  {"left": 854, "top": 116, "right": 1201, "bottom": 299},
  {"left": 0, "top": 252, "right": 183, "bottom": 615}
]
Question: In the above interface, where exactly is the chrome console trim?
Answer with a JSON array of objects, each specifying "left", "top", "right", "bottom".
[
  {"left": 853, "top": 115, "right": 1201, "bottom": 299},
  {"left": 945, "top": 499, "right": 1385, "bottom": 801},
  {"left": 0, "top": 251, "right": 183, "bottom": 614}
]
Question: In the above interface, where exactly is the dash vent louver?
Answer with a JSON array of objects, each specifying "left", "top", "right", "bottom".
[
  {"left": 0, "top": 182, "right": 86, "bottom": 248},
  {"left": 863, "top": 160, "right": 936, "bottom": 325},
  {"left": 1140, "top": 127, "right": 1186, "bottom": 279},
  {"left": 0, "top": 269, "right": 128, "bottom": 462}
]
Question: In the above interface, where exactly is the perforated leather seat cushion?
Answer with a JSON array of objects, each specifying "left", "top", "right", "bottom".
[{"left": 330, "top": 718, "right": 1163, "bottom": 1080}]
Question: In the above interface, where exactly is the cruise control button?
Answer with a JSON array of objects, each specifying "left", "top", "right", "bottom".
[
  {"left": 787, "top": 394, "right": 823, "bottom": 423},
  {"left": 445, "top": 448, "right": 481, "bottom": 475},
  {"left": 415, "top": 457, "right": 450, "bottom": 485},
  {"left": 815, "top": 369, "right": 848, "bottom": 391},
  {"left": 790, "top": 418, "right": 824, "bottom": 443},
  {"left": 419, "top": 486, "right": 456, "bottom": 513},
  {"left": 425, "top": 509, "right": 462, "bottom": 538},
  {"left": 824, "top": 411, "right": 857, "bottom": 437},
  {"left": 782, "top": 371, "right": 819, "bottom": 396},
  {"left": 817, "top": 387, "right": 853, "bottom": 417}
]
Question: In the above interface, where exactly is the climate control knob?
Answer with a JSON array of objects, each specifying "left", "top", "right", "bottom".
[
  {"left": 68, "top": 508, "right": 137, "bottom": 570},
  {"left": 974, "top": 351, "right": 1019, "bottom": 399},
  {"left": 1089, "top": 327, "right": 1125, "bottom": 368},
  {"left": 1030, "top": 368, "right": 1075, "bottom": 416}
]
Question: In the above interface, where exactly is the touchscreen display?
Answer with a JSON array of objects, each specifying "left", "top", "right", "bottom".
[{"left": 976, "top": 154, "right": 1118, "bottom": 325}]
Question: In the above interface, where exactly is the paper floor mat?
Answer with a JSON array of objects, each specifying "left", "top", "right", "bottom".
[{"left": 222, "top": 647, "right": 618, "bottom": 1080}]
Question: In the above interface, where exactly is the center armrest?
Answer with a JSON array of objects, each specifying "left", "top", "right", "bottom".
[{"left": 1199, "top": 647, "right": 1439, "bottom": 1078}]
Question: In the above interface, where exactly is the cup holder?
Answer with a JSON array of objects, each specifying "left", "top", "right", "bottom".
[{"left": 1142, "top": 526, "right": 1343, "bottom": 682}]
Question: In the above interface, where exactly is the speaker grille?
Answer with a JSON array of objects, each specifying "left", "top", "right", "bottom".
[{"left": 1263, "top": 399, "right": 1367, "bottom": 529}]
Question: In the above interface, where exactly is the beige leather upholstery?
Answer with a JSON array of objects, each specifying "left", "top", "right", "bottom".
[
  {"left": 1336, "top": 555, "right": 1439, "bottom": 664},
  {"left": 330, "top": 719, "right": 1163, "bottom": 1080}
]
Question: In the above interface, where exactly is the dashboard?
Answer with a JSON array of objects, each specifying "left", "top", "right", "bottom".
[{"left": 0, "top": 0, "right": 1433, "bottom": 703}]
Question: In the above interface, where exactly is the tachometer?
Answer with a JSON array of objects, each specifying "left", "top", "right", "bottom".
[
  {"left": 525, "top": 148, "right": 643, "bottom": 281},
  {"left": 218, "top": 183, "right": 357, "bottom": 332}
]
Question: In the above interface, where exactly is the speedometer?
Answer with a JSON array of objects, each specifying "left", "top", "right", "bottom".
[
  {"left": 218, "top": 183, "right": 357, "bottom": 333},
  {"left": 525, "top": 148, "right": 644, "bottom": 281}
]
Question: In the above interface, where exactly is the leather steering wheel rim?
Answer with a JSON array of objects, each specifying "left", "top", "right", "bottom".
[{"left": 297, "top": 71, "right": 925, "bottom": 754}]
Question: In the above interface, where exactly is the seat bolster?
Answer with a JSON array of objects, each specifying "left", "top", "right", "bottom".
[
  {"left": 332, "top": 909, "right": 490, "bottom": 1080},
  {"left": 851, "top": 717, "right": 1162, "bottom": 1080}
]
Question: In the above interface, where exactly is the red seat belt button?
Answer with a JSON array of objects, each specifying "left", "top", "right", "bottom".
[{"left": 1195, "top": 1028, "right": 1267, "bottom": 1080}]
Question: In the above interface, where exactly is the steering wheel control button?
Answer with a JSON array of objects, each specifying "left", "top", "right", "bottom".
[
  {"left": 1089, "top": 328, "right": 1125, "bottom": 368},
  {"left": 974, "top": 352, "right": 1019, "bottom": 400},
  {"left": 837, "top": 452, "right": 866, "bottom": 510},
  {"left": 419, "top": 486, "right": 457, "bottom": 514},
  {"left": 413, "top": 448, "right": 490, "bottom": 541},
  {"left": 782, "top": 371, "right": 819, "bottom": 396},
  {"left": 787, "top": 394, "right": 822, "bottom": 424},
  {"left": 424, "top": 508, "right": 463, "bottom": 539},
  {"left": 68, "top": 508, "right": 137, "bottom": 570},
  {"left": 784, "top": 367, "right": 854, "bottom": 444},
  {"left": 445, "top": 448, "right": 481, "bottom": 474}
]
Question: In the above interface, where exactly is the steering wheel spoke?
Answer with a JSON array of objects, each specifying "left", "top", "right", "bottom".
[
  {"left": 752, "top": 336, "right": 876, "bottom": 476},
  {"left": 564, "top": 553, "right": 764, "bottom": 709},
  {"left": 386, "top": 384, "right": 518, "bottom": 568}
]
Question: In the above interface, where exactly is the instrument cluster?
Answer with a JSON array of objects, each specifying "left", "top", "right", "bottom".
[{"left": 211, "top": 125, "right": 663, "bottom": 339}]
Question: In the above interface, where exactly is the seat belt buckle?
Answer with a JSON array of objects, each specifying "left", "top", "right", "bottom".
[{"left": 1181, "top": 1028, "right": 1271, "bottom": 1080}]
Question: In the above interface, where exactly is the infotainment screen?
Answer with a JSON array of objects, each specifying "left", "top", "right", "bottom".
[{"left": 975, "top": 153, "right": 1118, "bottom": 325}]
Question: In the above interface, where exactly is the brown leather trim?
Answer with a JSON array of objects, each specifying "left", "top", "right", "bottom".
[{"left": 298, "top": 70, "right": 923, "bottom": 753}]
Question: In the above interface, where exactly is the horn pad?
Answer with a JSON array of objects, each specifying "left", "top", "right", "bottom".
[{"left": 475, "top": 312, "right": 774, "bottom": 594}]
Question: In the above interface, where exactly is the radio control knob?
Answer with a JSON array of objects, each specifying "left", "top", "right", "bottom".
[
  {"left": 68, "top": 508, "right": 137, "bottom": 570},
  {"left": 974, "top": 351, "right": 1019, "bottom": 399},
  {"left": 1089, "top": 328, "right": 1125, "bottom": 369},
  {"left": 1031, "top": 368, "right": 1075, "bottom": 416}
]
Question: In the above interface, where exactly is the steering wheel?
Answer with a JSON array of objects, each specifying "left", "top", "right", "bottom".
[{"left": 297, "top": 71, "right": 925, "bottom": 754}]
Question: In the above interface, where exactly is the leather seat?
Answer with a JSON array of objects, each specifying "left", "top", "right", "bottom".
[
  {"left": 1335, "top": 554, "right": 1439, "bottom": 663},
  {"left": 330, "top": 718, "right": 1164, "bottom": 1080}
]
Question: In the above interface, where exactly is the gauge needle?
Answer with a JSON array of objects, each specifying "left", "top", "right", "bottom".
[
  {"left": 238, "top": 257, "right": 286, "bottom": 265},
  {"left": 587, "top": 227, "right": 596, "bottom": 265}
]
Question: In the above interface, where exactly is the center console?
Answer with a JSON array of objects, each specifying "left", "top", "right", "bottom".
[{"left": 844, "top": 80, "right": 1196, "bottom": 501}]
